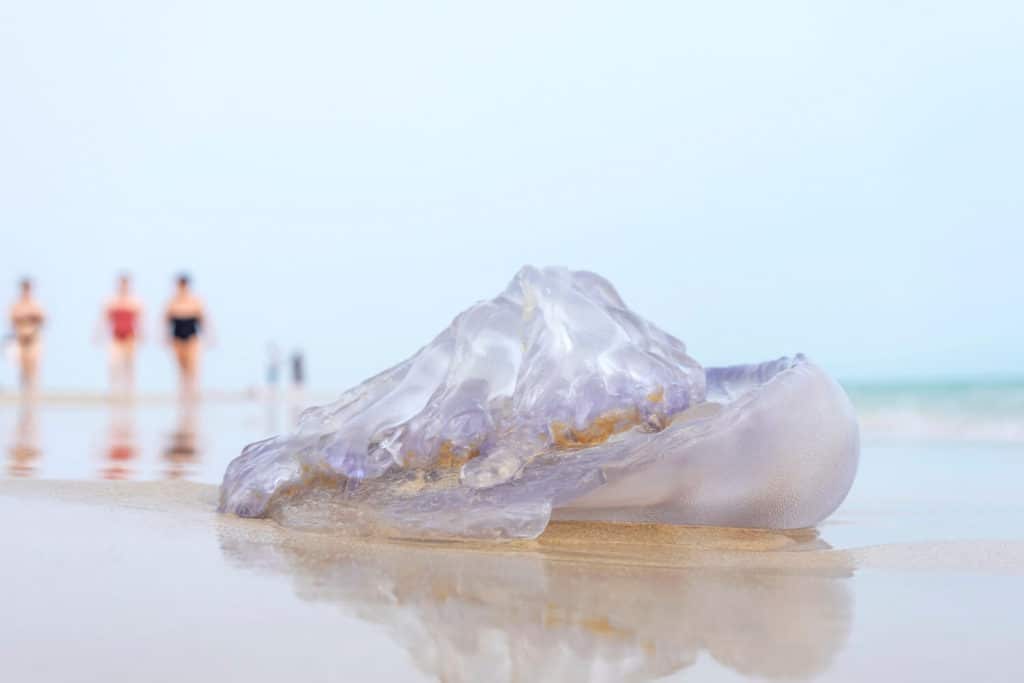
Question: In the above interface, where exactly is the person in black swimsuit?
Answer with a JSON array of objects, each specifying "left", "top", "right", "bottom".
[
  {"left": 164, "top": 273, "right": 209, "bottom": 397},
  {"left": 171, "top": 315, "right": 200, "bottom": 341}
]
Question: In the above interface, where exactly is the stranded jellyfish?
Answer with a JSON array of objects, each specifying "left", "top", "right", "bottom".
[{"left": 220, "top": 267, "right": 858, "bottom": 540}]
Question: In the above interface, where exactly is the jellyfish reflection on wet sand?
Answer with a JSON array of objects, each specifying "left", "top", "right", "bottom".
[{"left": 218, "top": 519, "right": 853, "bottom": 682}]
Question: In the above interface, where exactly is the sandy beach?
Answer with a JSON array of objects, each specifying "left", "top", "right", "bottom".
[
  {"left": 5, "top": 0, "right": 1023, "bottom": 678},
  {"left": 3, "top": 457, "right": 1024, "bottom": 682}
]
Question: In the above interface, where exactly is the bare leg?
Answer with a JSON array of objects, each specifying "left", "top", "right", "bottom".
[
  {"left": 110, "top": 340, "right": 136, "bottom": 398},
  {"left": 174, "top": 339, "right": 201, "bottom": 399},
  {"left": 173, "top": 341, "right": 189, "bottom": 397},
  {"left": 109, "top": 343, "right": 123, "bottom": 397},
  {"left": 123, "top": 345, "right": 135, "bottom": 397},
  {"left": 18, "top": 341, "right": 40, "bottom": 397}
]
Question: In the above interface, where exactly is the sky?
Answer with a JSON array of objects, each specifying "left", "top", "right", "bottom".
[{"left": 2, "top": 1, "right": 1022, "bottom": 393}]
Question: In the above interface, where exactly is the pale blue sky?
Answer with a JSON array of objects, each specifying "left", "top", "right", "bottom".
[{"left": 2, "top": 2, "right": 1022, "bottom": 392}]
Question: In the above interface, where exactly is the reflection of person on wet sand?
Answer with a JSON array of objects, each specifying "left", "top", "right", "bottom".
[
  {"left": 263, "top": 342, "right": 283, "bottom": 433},
  {"left": 7, "top": 398, "right": 41, "bottom": 477},
  {"left": 163, "top": 399, "right": 199, "bottom": 480},
  {"left": 101, "top": 404, "right": 138, "bottom": 480},
  {"left": 9, "top": 278, "right": 45, "bottom": 394},
  {"left": 96, "top": 273, "right": 144, "bottom": 397},
  {"left": 164, "top": 273, "right": 211, "bottom": 398}
]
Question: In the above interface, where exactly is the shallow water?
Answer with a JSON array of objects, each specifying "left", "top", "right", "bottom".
[
  {"left": 1, "top": 394, "right": 298, "bottom": 482},
  {"left": 2, "top": 394, "right": 1023, "bottom": 682}
]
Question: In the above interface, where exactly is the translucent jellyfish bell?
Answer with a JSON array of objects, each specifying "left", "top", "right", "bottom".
[{"left": 219, "top": 267, "right": 858, "bottom": 540}]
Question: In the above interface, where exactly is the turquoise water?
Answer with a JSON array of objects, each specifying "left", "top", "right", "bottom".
[
  {"left": 845, "top": 379, "right": 1024, "bottom": 443},
  {"left": 846, "top": 378, "right": 1024, "bottom": 413}
]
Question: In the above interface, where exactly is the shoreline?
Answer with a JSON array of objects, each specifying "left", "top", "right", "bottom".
[{"left": 4, "top": 477, "right": 1022, "bottom": 576}]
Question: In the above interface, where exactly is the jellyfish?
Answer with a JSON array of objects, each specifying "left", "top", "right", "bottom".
[{"left": 220, "top": 266, "right": 858, "bottom": 540}]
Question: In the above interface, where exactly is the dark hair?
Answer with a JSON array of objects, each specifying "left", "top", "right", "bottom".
[
  {"left": 177, "top": 272, "right": 191, "bottom": 287},
  {"left": 19, "top": 277, "right": 31, "bottom": 290},
  {"left": 119, "top": 272, "right": 132, "bottom": 283}
]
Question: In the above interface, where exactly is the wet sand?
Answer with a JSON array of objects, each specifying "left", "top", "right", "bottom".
[
  {"left": 2, "top": 477, "right": 1023, "bottom": 682},
  {"left": 3, "top": 397, "right": 1024, "bottom": 681}
]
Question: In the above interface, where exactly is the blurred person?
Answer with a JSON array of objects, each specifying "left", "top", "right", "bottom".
[
  {"left": 288, "top": 349, "right": 306, "bottom": 425},
  {"left": 8, "top": 277, "right": 45, "bottom": 394},
  {"left": 164, "top": 273, "right": 210, "bottom": 397},
  {"left": 96, "top": 273, "right": 144, "bottom": 396},
  {"left": 290, "top": 349, "right": 305, "bottom": 389}
]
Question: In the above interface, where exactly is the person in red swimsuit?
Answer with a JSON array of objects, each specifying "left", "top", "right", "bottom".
[{"left": 98, "top": 273, "right": 144, "bottom": 396}]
